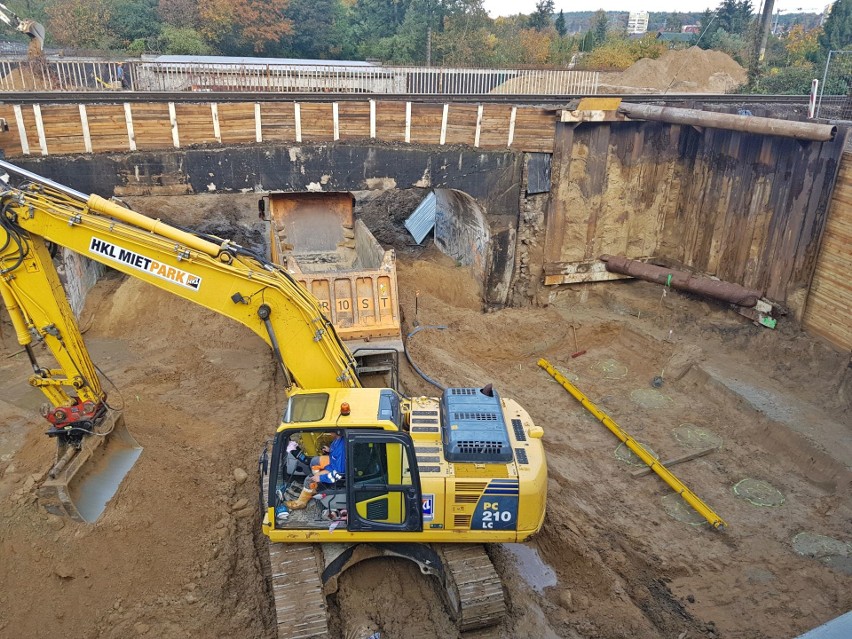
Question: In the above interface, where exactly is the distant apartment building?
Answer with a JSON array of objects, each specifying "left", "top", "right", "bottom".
[{"left": 627, "top": 11, "right": 649, "bottom": 34}]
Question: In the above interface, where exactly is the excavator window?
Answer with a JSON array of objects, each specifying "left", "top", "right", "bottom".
[
  {"left": 283, "top": 393, "right": 329, "bottom": 423},
  {"left": 352, "top": 442, "right": 384, "bottom": 481},
  {"left": 377, "top": 390, "right": 402, "bottom": 427}
]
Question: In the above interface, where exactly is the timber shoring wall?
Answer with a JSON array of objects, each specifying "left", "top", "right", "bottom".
[
  {"left": 542, "top": 120, "right": 848, "bottom": 320},
  {"left": 0, "top": 100, "right": 556, "bottom": 157},
  {"left": 803, "top": 152, "right": 852, "bottom": 350}
]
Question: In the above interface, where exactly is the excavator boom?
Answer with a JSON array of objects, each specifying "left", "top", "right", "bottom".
[{"left": 0, "top": 160, "right": 359, "bottom": 391}]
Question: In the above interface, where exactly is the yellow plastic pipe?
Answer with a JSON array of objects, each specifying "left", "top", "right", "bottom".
[{"left": 538, "top": 358, "right": 726, "bottom": 529}]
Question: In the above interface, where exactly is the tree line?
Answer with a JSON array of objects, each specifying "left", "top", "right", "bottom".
[{"left": 2, "top": 0, "right": 850, "bottom": 92}]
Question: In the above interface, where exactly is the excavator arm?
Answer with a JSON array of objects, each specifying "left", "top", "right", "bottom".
[
  {"left": 0, "top": 159, "right": 359, "bottom": 520},
  {"left": 0, "top": 227, "right": 104, "bottom": 419},
  {"left": 0, "top": 2, "right": 45, "bottom": 50}
]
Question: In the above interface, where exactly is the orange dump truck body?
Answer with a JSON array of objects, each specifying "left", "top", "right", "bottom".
[{"left": 266, "top": 192, "right": 403, "bottom": 358}]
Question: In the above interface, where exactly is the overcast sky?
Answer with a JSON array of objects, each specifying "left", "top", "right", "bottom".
[{"left": 481, "top": 0, "right": 827, "bottom": 17}]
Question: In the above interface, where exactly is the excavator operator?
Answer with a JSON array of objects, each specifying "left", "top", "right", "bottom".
[{"left": 286, "top": 431, "right": 345, "bottom": 510}]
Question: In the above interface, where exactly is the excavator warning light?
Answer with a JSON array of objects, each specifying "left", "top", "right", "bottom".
[{"left": 340, "top": 402, "right": 351, "bottom": 416}]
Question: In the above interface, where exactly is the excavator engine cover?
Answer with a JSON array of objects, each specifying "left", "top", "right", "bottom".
[{"left": 440, "top": 387, "right": 513, "bottom": 463}]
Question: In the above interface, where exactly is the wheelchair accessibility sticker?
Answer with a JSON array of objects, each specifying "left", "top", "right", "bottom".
[{"left": 422, "top": 494, "right": 435, "bottom": 522}]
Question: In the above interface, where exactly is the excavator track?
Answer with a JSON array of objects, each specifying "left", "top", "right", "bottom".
[
  {"left": 262, "top": 469, "right": 329, "bottom": 639},
  {"left": 267, "top": 542, "right": 330, "bottom": 639},
  {"left": 438, "top": 544, "right": 507, "bottom": 632}
]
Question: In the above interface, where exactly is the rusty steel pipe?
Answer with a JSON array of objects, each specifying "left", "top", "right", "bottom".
[
  {"left": 600, "top": 255, "right": 762, "bottom": 307},
  {"left": 617, "top": 103, "right": 837, "bottom": 142}
]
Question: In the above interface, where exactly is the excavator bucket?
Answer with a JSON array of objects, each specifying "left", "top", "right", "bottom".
[
  {"left": 39, "top": 411, "right": 142, "bottom": 522},
  {"left": 20, "top": 19, "right": 45, "bottom": 49}
]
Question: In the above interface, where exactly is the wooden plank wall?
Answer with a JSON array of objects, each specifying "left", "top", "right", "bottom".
[
  {"left": 0, "top": 99, "right": 556, "bottom": 158},
  {"left": 543, "top": 120, "right": 848, "bottom": 320},
  {"left": 803, "top": 153, "right": 852, "bottom": 350}
]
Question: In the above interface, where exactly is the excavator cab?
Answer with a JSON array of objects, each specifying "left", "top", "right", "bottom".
[{"left": 265, "top": 388, "right": 423, "bottom": 533}]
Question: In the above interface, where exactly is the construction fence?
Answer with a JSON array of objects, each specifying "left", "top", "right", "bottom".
[{"left": 0, "top": 57, "right": 600, "bottom": 96}]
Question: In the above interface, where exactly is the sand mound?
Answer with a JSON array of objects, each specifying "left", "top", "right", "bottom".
[{"left": 604, "top": 46, "right": 746, "bottom": 94}]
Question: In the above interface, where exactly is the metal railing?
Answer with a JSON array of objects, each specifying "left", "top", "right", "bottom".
[
  {"left": 0, "top": 57, "right": 600, "bottom": 95},
  {"left": 817, "top": 50, "right": 852, "bottom": 120}
]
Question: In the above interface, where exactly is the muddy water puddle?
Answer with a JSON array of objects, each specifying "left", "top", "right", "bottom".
[{"left": 501, "top": 543, "right": 557, "bottom": 593}]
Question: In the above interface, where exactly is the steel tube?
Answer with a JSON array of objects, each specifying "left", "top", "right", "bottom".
[
  {"left": 618, "top": 102, "right": 837, "bottom": 141},
  {"left": 600, "top": 255, "right": 763, "bottom": 307}
]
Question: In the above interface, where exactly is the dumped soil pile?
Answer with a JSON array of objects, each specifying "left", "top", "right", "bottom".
[
  {"left": 602, "top": 47, "right": 747, "bottom": 94},
  {"left": 0, "top": 236, "right": 850, "bottom": 638},
  {"left": 355, "top": 187, "right": 430, "bottom": 248}
]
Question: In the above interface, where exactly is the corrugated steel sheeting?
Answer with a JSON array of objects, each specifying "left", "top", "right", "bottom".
[{"left": 405, "top": 191, "right": 436, "bottom": 244}]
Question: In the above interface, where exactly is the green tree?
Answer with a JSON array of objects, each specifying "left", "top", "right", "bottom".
[
  {"left": 432, "top": 0, "right": 493, "bottom": 65},
  {"left": 157, "top": 0, "right": 200, "bottom": 29},
  {"left": 664, "top": 12, "right": 684, "bottom": 32},
  {"left": 697, "top": 8, "right": 719, "bottom": 48},
  {"left": 591, "top": 9, "right": 608, "bottom": 46},
  {"left": 46, "top": 0, "right": 113, "bottom": 48},
  {"left": 785, "top": 24, "right": 821, "bottom": 65},
  {"left": 529, "top": 0, "right": 554, "bottom": 31},
  {"left": 198, "top": 0, "right": 292, "bottom": 55},
  {"left": 710, "top": 27, "right": 749, "bottom": 62},
  {"left": 554, "top": 9, "right": 566, "bottom": 36},
  {"left": 749, "top": 64, "right": 817, "bottom": 93},
  {"left": 716, "top": 0, "right": 752, "bottom": 35},
  {"left": 550, "top": 31, "right": 578, "bottom": 64},
  {"left": 159, "top": 25, "right": 212, "bottom": 54},
  {"left": 109, "top": 0, "right": 161, "bottom": 46},
  {"left": 819, "top": 0, "right": 852, "bottom": 51},
  {"left": 374, "top": 0, "right": 483, "bottom": 64},
  {"left": 282, "top": 0, "right": 343, "bottom": 58}
]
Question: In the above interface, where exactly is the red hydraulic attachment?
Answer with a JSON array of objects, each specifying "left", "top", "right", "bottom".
[{"left": 42, "top": 399, "right": 104, "bottom": 435}]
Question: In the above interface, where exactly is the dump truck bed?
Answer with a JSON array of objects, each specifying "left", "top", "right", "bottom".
[{"left": 266, "top": 192, "right": 403, "bottom": 373}]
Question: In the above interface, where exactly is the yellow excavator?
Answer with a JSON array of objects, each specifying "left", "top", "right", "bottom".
[{"left": 0, "top": 159, "right": 547, "bottom": 636}]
